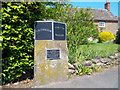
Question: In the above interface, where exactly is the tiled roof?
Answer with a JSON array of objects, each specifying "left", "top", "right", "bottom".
[
  {"left": 76, "top": 8, "right": 118, "bottom": 21},
  {"left": 90, "top": 9, "right": 118, "bottom": 21}
]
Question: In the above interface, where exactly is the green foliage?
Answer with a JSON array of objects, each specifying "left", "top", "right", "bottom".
[
  {"left": 92, "top": 64, "right": 100, "bottom": 72},
  {"left": 75, "top": 63, "right": 102, "bottom": 75},
  {"left": 98, "top": 31, "right": 115, "bottom": 42},
  {"left": 2, "top": 2, "right": 49, "bottom": 84},
  {"left": 51, "top": 4, "right": 99, "bottom": 63},
  {"left": 116, "top": 30, "right": 120, "bottom": 44},
  {"left": 75, "top": 63, "right": 93, "bottom": 75},
  {"left": 78, "top": 43, "right": 118, "bottom": 63},
  {"left": 117, "top": 45, "right": 120, "bottom": 52}
]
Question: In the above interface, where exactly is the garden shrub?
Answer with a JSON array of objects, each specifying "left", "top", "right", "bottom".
[
  {"left": 2, "top": 2, "right": 50, "bottom": 84},
  {"left": 98, "top": 31, "right": 115, "bottom": 42},
  {"left": 116, "top": 30, "right": 120, "bottom": 44},
  {"left": 53, "top": 5, "right": 99, "bottom": 63}
]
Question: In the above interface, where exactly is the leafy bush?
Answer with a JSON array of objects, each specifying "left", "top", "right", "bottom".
[
  {"left": 116, "top": 30, "right": 120, "bottom": 44},
  {"left": 2, "top": 2, "right": 49, "bottom": 84},
  {"left": 53, "top": 4, "right": 99, "bottom": 63},
  {"left": 98, "top": 31, "right": 115, "bottom": 42}
]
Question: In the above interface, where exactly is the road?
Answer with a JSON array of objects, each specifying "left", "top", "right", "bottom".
[{"left": 34, "top": 66, "right": 119, "bottom": 88}]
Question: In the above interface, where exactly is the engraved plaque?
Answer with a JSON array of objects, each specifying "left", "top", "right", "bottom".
[
  {"left": 47, "top": 50, "right": 60, "bottom": 60},
  {"left": 54, "top": 22, "right": 66, "bottom": 40},
  {"left": 35, "top": 22, "right": 52, "bottom": 40}
]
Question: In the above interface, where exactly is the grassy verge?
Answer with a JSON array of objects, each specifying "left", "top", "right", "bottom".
[{"left": 77, "top": 43, "right": 119, "bottom": 62}]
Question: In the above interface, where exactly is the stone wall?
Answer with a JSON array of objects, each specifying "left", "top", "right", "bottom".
[
  {"left": 68, "top": 52, "right": 120, "bottom": 75},
  {"left": 94, "top": 21, "right": 118, "bottom": 35}
]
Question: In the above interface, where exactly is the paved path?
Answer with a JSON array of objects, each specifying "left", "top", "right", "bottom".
[{"left": 35, "top": 66, "right": 119, "bottom": 88}]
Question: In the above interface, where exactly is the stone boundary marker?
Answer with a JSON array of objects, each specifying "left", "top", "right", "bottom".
[{"left": 34, "top": 21, "right": 68, "bottom": 86}]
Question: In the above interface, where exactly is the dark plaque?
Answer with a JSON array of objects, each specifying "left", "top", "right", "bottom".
[
  {"left": 47, "top": 50, "right": 60, "bottom": 60},
  {"left": 35, "top": 22, "right": 52, "bottom": 40},
  {"left": 54, "top": 22, "right": 66, "bottom": 40}
]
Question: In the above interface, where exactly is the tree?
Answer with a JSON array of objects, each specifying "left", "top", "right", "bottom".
[{"left": 50, "top": 4, "right": 99, "bottom": 63}]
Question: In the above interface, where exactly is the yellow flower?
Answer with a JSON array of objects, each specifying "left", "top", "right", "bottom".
[{"left": 98, "top": 31, "right": 115, "bottom": 42}]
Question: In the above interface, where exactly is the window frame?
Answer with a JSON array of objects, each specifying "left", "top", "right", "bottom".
[{"left": 99, "top": 21, "right": 105, "bottom": 27}]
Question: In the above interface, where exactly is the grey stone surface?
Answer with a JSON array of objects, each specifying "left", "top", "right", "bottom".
[
  {"left": 115, "top": 53, "right": 119, "bottom": 58},
  {"left": 103, "top": 64, "right": 107, "bottom": 66},
  {"left": 109, "top": 56, "right": 116, "bottom": 59},
  {"left": 13, "top": 82, "right": 19, "bottom": 85},
  {"left": 118, "top": 53, "right": 120, "bottom": 58},
  {"left": 68, "top": 63, "right": 75, "bottom": 70},
  {"left": 68, "top": 69, "right": 75, "bottom": 74},
  {"left": 114, "top": 61, "right": 119, "bottom": 65},
  {"left": 91, "top": 59, "right": 100, "bottom": 64},
  {"left": 73, "top": 63, "right": 79, "bottom": 69},
  {"left": 100, "top": 58, "right": 107, "bottom": 63},
  {"left": 118, "top": 58, "right": 120, "bottom": 63},
  {"left": 96, "top": 63, "right": 104, "bottom": 67},
  {"left": 83, "top": 61, "right": 92, "bottom": 66},
  {"left": 106, "top": 62, "right": 111, "bottom": 65}
]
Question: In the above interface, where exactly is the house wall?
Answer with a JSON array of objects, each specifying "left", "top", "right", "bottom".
[
  {"left": 118, "top": 21, "right": 120, "bottom": 29},
  {"left": 94, "top": 21, "right": 118, "bottom": 35}
]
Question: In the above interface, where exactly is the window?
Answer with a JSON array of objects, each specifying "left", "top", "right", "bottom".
[{"left": 99, "top": 21, "right": 105, "bottom": 27}]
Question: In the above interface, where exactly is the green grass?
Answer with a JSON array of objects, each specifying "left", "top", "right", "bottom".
[
  {"left": 0, "top": 36, "right": 2, "bottom": 46},
  {"left": 77, "top": 43, "right": 119, "bottom": 62},
  {"left": 0, "top": 36, "right": 2, "bottom": 41}
]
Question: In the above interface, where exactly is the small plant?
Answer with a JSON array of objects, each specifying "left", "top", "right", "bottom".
[
  {"left": 75, "top": 63, "right": 82, "bottom": 74},
  {"left": 98, "top": 31, "right": 115, "bottom": 42},
  {"left": 75, "top": 63, "right": 93, "bottom": 75},
  {"left": 26, "top": 78, "right": 29, "bottom": 83},
  {"left": 92, "top": 64, "right": 100, "bottom": 72},
  {"left": 82, "top": 66, "right": 93, "bottom": 75}
]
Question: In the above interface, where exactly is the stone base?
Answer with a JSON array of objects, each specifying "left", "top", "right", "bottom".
[{"left": 34, "top": 41, "right": 68, "bottom": 86}]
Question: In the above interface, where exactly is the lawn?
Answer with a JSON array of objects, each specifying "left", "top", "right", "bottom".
[{"left": 77, "top": 43, "right": 119, "bottom": 62}]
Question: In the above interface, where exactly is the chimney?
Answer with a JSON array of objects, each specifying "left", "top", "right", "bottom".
[
  {"left": 59, "top": 0, "right": 62, "bottom": 4},
  {"left": 105, "top": 0, "right": 110, "bottom": 11}
]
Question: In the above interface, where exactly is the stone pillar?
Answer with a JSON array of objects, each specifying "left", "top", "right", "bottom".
[{"left": 34, "top": 21, "right": 68, "bottom": 86}]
